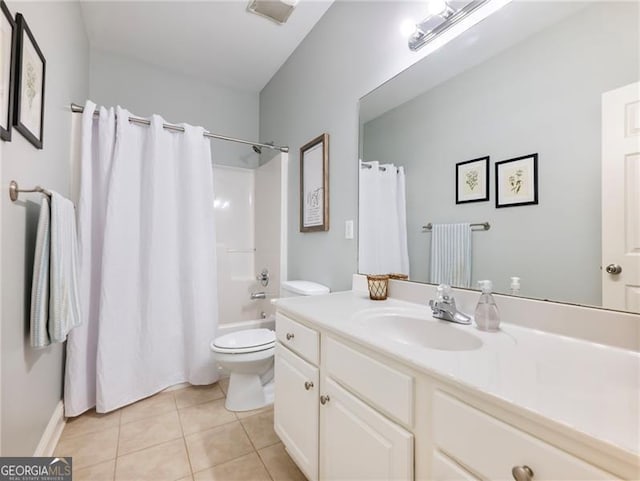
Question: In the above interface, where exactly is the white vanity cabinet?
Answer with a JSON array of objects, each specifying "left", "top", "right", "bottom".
[
  {"left": 275, "top": 313, "right": 414, "bottom": 481},
  {"left": 275, "top": 309, "right": 630, "bottom": 481},
  {"left": 431, "top": 392, "right": 616, "bottom": 481},
  {"left": 319, "top": 377, "right": 413, "bottom": 480},
  {"left": 274, "top": 313, "right": 321, "bottom": 481},
  {"left": 274, "top": 343, "right": 319, "bottom": 481}
]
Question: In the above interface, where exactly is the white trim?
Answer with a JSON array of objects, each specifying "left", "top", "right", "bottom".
[{"left": 33, "top": 401, "right": 66, "bottom": 457}]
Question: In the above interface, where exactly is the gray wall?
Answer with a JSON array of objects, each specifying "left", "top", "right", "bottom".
[
  {"left": 0, "top": 2, "right": 89, "bottom": 455},
  {"left": 89, "top": 50, "right": 260, "bottom": 168},
  {"left": 260, "top": 2, "right": 440, "bottom": 291},
  {"left": 363, "top": 2, "right": 638, "bottom": 305}
]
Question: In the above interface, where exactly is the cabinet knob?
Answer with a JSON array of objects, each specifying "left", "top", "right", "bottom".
[
  {"left": 304, "top": 381, "right": 314, "bottom": 390},
  {"left": 512, "top": 465, "right": 534, "bottom": 481},
  {"left": 286, "top": 332, "right": 295, "bottom": 340},
  {"left": 320, "top": 395, "right": 330, "bottom": 405}
]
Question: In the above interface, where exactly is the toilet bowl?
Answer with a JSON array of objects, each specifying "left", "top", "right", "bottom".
[
  {"left": 211, "top": 280, "right": 330, "bottom": 412},
  {"left": 211, "top": 328, "right": 276, "bottom": 412}
]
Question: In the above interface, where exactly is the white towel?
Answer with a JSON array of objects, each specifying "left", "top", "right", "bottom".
[
  {"left": 30, "top": 192, "right": 82, "bottom": 347},
  {"left": 30, "top": 196, "right": 51, "bottom": 348},
  {"left": 429, "top": 223, "right": 472, "bottom": 288}
]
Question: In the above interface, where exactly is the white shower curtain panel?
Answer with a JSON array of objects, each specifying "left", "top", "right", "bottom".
[
  {"left": 65, "top": 101, "right": 219, "bottom": 416},
  {"left": 358, "top": 161, "right": 410, "bottom": 276}
]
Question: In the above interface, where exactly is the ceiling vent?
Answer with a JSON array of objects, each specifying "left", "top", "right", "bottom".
[{"left": 247, "top": 0, "right": 297, "bottom": 25}]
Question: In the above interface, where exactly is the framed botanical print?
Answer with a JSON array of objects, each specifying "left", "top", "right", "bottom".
[
  {"left": 495, "top": 153, "right": 539, "bottom": 208},
  {"left": 0, "top": 1, "right": 15, "bottom": 141},
  {"left": 456, "top": 156, "right": 489, "bottom": 204},
  {"left": 300, "top": 133, "right": 329, "bottom": 232},
  {"left": 13, "top": 13, "right": 45, "bottom": 149}
]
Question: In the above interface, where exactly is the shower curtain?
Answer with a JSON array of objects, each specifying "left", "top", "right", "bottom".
[
  {"left": 64, "top": 101, "right": 219, "bottom": 416},
  {"left": 358, "top": 161, "right": 410, "bottom": 276}
]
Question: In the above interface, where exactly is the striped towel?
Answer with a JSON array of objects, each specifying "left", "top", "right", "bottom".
[
  {"left": 429, "top": 223, "right": 472, "bottom": 288},
  {"left": 30, "top": 192, "right": 82, "bottom": 348}
]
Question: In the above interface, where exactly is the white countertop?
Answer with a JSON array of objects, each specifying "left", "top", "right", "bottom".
[{"left": 275, "top": 291, "right": 640, "bottom": 459}]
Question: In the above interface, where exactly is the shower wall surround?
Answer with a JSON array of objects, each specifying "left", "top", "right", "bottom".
[
  {"left": 214, "top": 154, "right": 286, "bottom": 324},
  {"left": 0, "top": 2, "right": 89, "bottom": 456}
]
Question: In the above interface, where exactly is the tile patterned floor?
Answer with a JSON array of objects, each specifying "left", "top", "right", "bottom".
[{"left": 54, "top": 379, "right": 307, "bottom": 481}]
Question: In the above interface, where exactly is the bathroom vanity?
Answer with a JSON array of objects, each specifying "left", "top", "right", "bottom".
[{"left": 273, "top": 290, "right": 639, "bottom": 481}]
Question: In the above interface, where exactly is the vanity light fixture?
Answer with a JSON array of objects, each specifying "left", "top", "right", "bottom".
[{"left": 408, "top": 0, "right": 491, "bottom": 51}]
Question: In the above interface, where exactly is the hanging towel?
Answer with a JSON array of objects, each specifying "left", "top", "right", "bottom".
[
  {"left": 429, "top": 223, "right": 472, "bottom": 288},
  {"left": 30, "top": 196, "right": 51, "bottom": 348},
  {"left": 30, "top": 192, "right": 82, "bottom": 348}
]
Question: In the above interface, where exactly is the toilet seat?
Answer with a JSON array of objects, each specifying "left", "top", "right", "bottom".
[{"left": 211, "top": 328, "right": 276, "bottom": 354}]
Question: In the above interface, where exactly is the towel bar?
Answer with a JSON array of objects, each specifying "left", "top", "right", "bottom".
[
  {"left": 422, "top": 222, "right": 490, "bottom": 231},
  {"left": 9, "top": 180, "right": 52, "bottom": 202}
]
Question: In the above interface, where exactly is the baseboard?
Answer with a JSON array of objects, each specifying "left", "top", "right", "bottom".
[{"left": 34, "top": 401, "right": 65, "bottom": 457}]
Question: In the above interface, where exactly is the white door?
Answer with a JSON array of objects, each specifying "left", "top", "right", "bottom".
[
  {"left": 274, "top": 343, "right": 319, "bottom": 481},
  {"left": 319, "top": 377, "right": 413, "bottom": 481},
  {"left": 602, "top": 82, "right": 640, "bottom": 313}
]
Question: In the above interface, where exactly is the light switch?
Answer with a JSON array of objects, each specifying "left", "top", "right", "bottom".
[{"left": 345, "top": 220, "right": 354, "bottom": 239}]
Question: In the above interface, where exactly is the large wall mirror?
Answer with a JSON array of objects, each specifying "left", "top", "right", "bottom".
[{"left": 358, "top": 1, "right": 640, "bottom": 313}]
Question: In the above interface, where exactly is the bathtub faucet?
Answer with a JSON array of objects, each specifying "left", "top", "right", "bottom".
[{"left": 250, "top": 291, "right": 266, "bottom": 300}]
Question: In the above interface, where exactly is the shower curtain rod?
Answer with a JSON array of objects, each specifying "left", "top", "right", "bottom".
[{"left": 70, "top": 103, "right": 289, "bottom": 153}]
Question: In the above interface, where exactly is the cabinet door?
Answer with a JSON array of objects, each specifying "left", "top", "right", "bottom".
[
  {"left": 432, "top": 451, "right": 480, "bottom": 481},
  {"left": 274, "top": 343, "right": 319, "bottom": 481},
  {"left": 320, "top": 377, "right": 413, "bottom": 481}
]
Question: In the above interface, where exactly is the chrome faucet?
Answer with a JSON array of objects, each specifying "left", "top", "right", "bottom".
[{"left": 428, "top": 284, "right": 472, "bottom": 325}]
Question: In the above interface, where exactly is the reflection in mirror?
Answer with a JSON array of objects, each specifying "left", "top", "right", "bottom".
[{"left": 358, "top": 1, "right": 639, "bottom": 313}]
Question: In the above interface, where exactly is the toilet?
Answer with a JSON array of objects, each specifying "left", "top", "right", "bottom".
[{"left": 211, "top": 280, "right": 330, "bottom": 412}]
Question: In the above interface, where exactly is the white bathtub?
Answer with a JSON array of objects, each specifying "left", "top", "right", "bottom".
[{"left": 215, "top": 315, "right": 276, "bottom": 337}]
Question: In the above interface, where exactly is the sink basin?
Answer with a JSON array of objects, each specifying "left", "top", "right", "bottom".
[{"left": 352, "top": 309, "right": 482, "bottom": 351}]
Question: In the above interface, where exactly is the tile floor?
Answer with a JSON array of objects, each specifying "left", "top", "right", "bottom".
[{"left": 54, "top": 379, "right": 307, "bottom": 481}]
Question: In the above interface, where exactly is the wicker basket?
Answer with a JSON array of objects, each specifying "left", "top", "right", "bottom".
[
  {"left": 388, "top": 273, "right": 409, "bottom": 281},
  {"left": 366, "top": 275, "right": 389, "bottom": 301}
]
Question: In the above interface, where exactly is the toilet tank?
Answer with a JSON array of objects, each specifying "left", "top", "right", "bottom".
[{"left": 280, "top": 280, "right": 330, "bottom": 298}]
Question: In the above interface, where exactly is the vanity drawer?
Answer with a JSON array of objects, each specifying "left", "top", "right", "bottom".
[
  {"left": 324, "top": 336, "right": 414, "bottom": 427},
  {"left": 276, "top": 313, "right": 319, "bottom": 365},
  {"left": 433, "top": 391, "right": 615, "bottom": 480}
]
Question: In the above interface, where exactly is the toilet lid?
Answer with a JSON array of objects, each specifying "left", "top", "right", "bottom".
[{"left": 213, "top": 328, "right": 276, "bottom": 352}]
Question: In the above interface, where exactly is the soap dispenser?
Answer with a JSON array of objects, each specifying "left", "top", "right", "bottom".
[{"left": 475, "top": 280, "right": 500, "bottom": 331}]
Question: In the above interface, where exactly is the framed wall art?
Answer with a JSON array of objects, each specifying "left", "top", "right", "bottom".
[
  {"left": 300, "top": 133, "right": 329, "bottom": 232},
  {"left": 13, "top": 13, "right": 45, "bottom": 149},
  {"left": 0, "top": 1, "right": 15, "bottom": 141},
  {"left": 495, "top": 153, "right": 538, "bottom": 208},
  {"left": 456, "top": 156, "right": 489, "bottom": 204}
]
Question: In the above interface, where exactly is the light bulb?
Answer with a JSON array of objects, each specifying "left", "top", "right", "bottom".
[
  {"left": 400, "top": 19, "right": 417, "bottom": 38},
  {"left": 427, "top": 0, "right": 448, "bottom": 16}
]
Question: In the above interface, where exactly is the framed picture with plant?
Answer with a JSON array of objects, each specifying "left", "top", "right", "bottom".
[
  {"left": 0, "top": 1, "right": 15, "bottom": 141},
  {"left": 300, "top": 133, "right": 329, "bottom": 232},
  {"left": 495, "top": 153, "right": 538, "bottom": 208},
  {"left": 456, "top": 156, "right": 489, "bottom": 204},
  {"left": 13, "top": 13, "right": 45, "bottom": 149}
]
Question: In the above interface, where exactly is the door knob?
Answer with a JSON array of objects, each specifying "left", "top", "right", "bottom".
[
  {"left": 605, "top": 264, "right": 623, "bottom": 275},
  {"left": 304, "top": 381, "right": 314, "bottom": 390},
  {"left": 512, "top": 465, "right": 534, "bottom": 481},
  {"left": 320, "top": 395, "right": 330, "bottom": 405}
]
